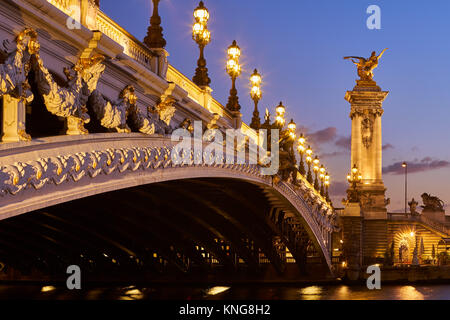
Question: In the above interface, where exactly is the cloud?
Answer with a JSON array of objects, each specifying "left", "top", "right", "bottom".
[
  {"left": 308, "top": 127, "right": 337, "bottom": 144},
  {"left": 334, "top": 137, "right": 393, "bottom": 151},
  {"left": 335, "top": 136, "right": 351, "bottom": 149},
  {"left": 320, "top": 151, "right": 345, "bottom": 159},
  {"left": 328, "top": 181, "right": 348, "bottom": 197},
  {"left": 383, "top": 157, "right": 450, "bottom": 175}
]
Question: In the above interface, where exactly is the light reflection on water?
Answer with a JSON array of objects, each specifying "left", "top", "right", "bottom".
[{"left": 0, "top": 284, "right": 448, "bottom": 300}]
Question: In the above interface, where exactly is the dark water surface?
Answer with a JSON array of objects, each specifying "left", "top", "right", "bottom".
[{"left": 0, "top": 283, "right": 448, "bottom": 300}]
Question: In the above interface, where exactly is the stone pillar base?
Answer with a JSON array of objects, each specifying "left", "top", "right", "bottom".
[
  {"left": 1, "top": 95, "right": 31, "bottom": 142},
  {"left": 343, "top": 202, "right": 361, "bottom": 217},
  {"left": 231, "top": 111, "right": 242, "bottom": 130},
  {"left": 66, "top": 116, "right": 89, "bottom": 135}
]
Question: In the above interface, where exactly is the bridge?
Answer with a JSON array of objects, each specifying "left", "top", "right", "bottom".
[
  {"left": 0, "top": 0, "right": 338, "bottom": 281},
  {"left": 1, "top": 0, "right": 448, "bottom": 283}
]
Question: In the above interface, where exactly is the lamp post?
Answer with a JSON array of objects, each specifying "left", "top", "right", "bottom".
[
  {"left": 319, "top": 165, "right": 326, "bottom": 196},
  {"left": 313, "top": 156, "right": 320, "bottom": 190},
  {"left": 226, "top": 40, "right": 241, "bottom": 112},
  {"left": 192, "top": 1, "right": 211, "bottom": 87},
  {"left": 144, "top": 0, "right": 166, "bottom": 49},
  {"left": 402, "top": 161, "right": 407, "bottom": 215},
  {"left": 324, "top": 172, "right": 330, "bottom": 202},
  {"left": 249, "top": 69, "right": 262, "bottom": 129},
  {"left": 287, "top": 119, "right": 296, "bottom": 139},
  {"left": 274, "top": 101, "right": 286, "bottom": 129},
  {"left": 297, "top": 134, "right": 306, "bottom": 175},
  {"left": 347, "top": 164, "right": 362, "bottom": 202},
  {"left": 306, "top": 145, "right": 313, "bottom": 184}
]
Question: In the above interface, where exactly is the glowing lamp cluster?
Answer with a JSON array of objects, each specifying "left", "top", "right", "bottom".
[
  {"left": 275, "top": 102, "right": 286, "bottom": 127},
  {"left": 295, "top": 134, "right": 331, "bottom": 201},
  {"left": 192, "top": 1, "right": 210, "bottom": 45},
  {"left": 256, "top": 100, "right": 332, "bottom": 202},
  {"left": 250, "top": 69, "right": 262, "bottom": 100},
  {"left": 347, "top": 164, "right": 362, "bottom": 184},
  {"left": 287, "top": 119, "right": 296, "bottom": 139},
  {"left": 226, "top": 41, "right": 241, "bottom": 77}
]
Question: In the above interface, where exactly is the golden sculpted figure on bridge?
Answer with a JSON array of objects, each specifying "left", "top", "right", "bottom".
[
  {"left": 344, "top": 48, "right": 388, "bottom": 80},
  {"left": 0, "top": 28, "right": 40, "bottom": 142}
]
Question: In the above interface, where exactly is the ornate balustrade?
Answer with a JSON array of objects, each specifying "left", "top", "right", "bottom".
[
  {"left": 46, "top": 0, "right": 72, "bottom": 15},
  {"left": 96, "top": 11, "right": 155, "bottom": 70}
]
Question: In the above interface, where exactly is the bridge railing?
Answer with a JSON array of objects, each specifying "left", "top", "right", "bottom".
[
  {"left": 47, "top": 0, "right": 72, "bottom": 15},
  {"left": 96, "top": 11, "right": 156, "bottom": 71},
  {"left": 388, "top": 213, "right": 449, "bottom": 236}
]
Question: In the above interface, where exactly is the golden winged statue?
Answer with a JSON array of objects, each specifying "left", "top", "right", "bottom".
[{"left": 344, "top": 48, "right": 388, "bottom": 81}]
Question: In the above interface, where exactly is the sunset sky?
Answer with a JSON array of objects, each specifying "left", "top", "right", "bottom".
[{"left": 101, "top": 0, "right": 450, "bottom": 213}]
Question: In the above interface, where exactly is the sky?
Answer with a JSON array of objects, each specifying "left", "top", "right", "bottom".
[{"left": 101, "top": 0, "right": 450, "bottom": 213}]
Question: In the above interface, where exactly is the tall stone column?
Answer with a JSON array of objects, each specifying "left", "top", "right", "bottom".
[{"left": 345, "top": 79, "right": 389, "bottom": 220}]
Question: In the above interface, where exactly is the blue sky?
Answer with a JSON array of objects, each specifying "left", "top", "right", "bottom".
[{"left": 101, "top": 0, "right": 450, "bottom": 212}]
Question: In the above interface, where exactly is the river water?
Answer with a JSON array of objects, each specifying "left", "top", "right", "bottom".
[{"left": 0, "top": 284, "right": 448, "bottom": 300}]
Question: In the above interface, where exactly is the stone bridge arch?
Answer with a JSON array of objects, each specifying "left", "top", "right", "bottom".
[{"left": 0, "top": 134, "right": 337, "bottom": 278}]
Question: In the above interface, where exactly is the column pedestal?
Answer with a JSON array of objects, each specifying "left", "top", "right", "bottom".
[{"left": 1, "top": 95, "right": 31, "bottom": 142}]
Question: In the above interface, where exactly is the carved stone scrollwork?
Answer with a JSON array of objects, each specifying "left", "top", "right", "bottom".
[
  {"left": 178, "top": 118, "right": 194, "bottom": 133},
  {"left": 32, "top": 51, "right": 106, "bottom": 135},
  {"left": 0, "top": 28, "right": 39, "bottom": 142},
  {"left": 349, "top": 107, "right": 383, "bottom": 120}
]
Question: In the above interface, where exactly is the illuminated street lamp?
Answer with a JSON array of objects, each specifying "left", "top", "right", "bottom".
[
  {"left": 274, "top": 101, "right": 286, "bottom": 128},
  {"left": 313, "top": 156, "right": 320, "bottom": 190},
  {"left": 346, "top": 164, "right": 362, "bottom": 203},
  {"left": 347, "top": 164, "right": 362, "bottom": 187},
  {"left": 287, "top": 119, "right": 296, "bottom": 139},
  {"left": 249, "top": 69, "right": 262, "bottom": 129},
  {"left": 192, "top": 1, "right": 211, "bottom": 87},
  {"left": 305, "top": 145, "right": 313, "bottom": 183},
  {"left": 297, "top": 134, "right": 306, "bottom": 175},
  {"left": 324, "top": 172, "right": 330, "bottom": 201},
  {"left": 193, "top": 1, "right": 209, "bottom": 23},
  {"left": 319, "top": 165, "right": 326, "bottom": 196},
  {"left": 226, "top": 40, "right": 241, "bottom": 112}
]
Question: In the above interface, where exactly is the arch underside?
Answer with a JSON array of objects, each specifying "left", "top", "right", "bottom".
[{"left": 0, "top": 178, "right": 332, "bottom": 280}]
